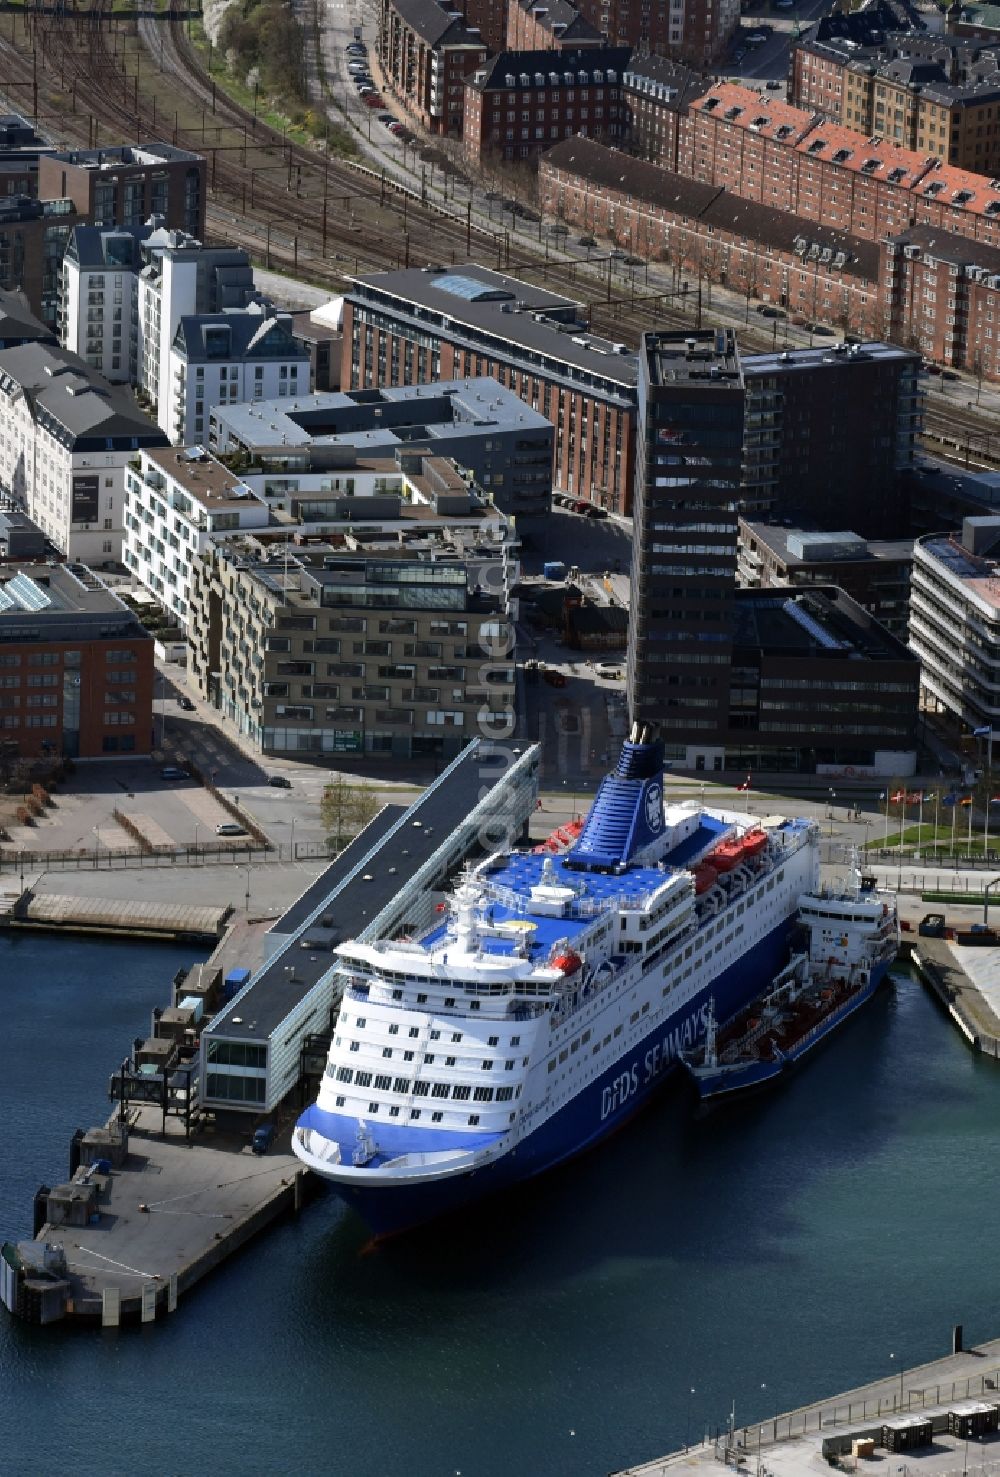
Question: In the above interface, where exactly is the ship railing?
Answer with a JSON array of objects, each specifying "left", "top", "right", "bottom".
[{"left": 477, "top": 878, "right": 663, "bottom": 918}]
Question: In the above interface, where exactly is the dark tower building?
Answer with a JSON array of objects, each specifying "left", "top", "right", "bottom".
[{"left": 627, "top": 330, "right": 745, "bottom": 770}]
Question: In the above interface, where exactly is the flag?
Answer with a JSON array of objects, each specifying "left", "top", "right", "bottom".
[
  {"left": 961, "top": 796, "right": 973, "bottom": 807},
  {"left": 991, "top": 795, "right": 1000, "bottom": 804},
  {"left": 974, "top": 725, "right": 992, "bottom": 738},
  {"left": 905, "top": 791, "right": 924, "bottom": 804},
  {"left": 879, "top": 790, "right": 887, "bottom": 801},
  {"left": 435, "top": 902, "right": 448, "bottom": 912},
  {"left": 891, "top": 789, "right": 905, "bottom": 803},
  {"left": 737, "top": 774, "right": 751, "bottom": 792}
]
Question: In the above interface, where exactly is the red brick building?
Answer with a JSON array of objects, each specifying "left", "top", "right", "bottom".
[
  {"left": 881, "top": 224, "right": 1000, "bottom": 377},
  {"left": 378, "top": 0, "right": 487, "bottom": 137},
  {"left": 0, "top": 564, "right": 153, "bottom": 759},
  {"left": 463, "top": 46, "right": 630, "bottom": 164},
  {"left": 38, "top": 144, "right": 206, "bottom": 239},
  {"left": 539, "top": 137, "right": 881, "bottom": 333},
  {"left": 621, "top": 53, "right": 710, "bottom": 170},
  {"left": 506, "top": 0, "right": 605, "bottom": 51}
]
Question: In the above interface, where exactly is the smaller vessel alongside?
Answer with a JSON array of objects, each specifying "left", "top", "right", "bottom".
[{"left": 682, "top": 855, "right": 899, "bottom": 1104}]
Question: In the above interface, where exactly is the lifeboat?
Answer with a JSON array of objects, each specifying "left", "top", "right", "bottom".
[
  {"left": 708, "top": 838, "right": 743, "bottom": 872},
  {"left": 741, "top": 830, "right": 768, "bottom": 858},
  {"left": 693, "top": 863, "right": 718, "bottom": 895},
  {"left": 553, "top": 950, "right": 582, "bottom": 973}
]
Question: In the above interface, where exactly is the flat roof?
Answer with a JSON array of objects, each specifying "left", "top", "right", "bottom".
[
  {"left": 0, "top": 562, "right": 143, "bottom": 620},
  {"left": 274, "top": 804, "right": 404, "bottom": 937},
  {"left": 145, "top": 446, "right": 265, "bottom": 509},
  {"left": 645, "top": 328, "right": 742, "bottom": 386},
  {"left": 207, "top": 744, "right": 521, "bottom": 1041},
  {"left": 733, "top": 586, "right": 916, "bottom": 662},
  {"left": 741, "top": 520, "right": 914, "bottom": 565},
  {"left": 743, "top": 341, "right": 918, "bottom": 375}
]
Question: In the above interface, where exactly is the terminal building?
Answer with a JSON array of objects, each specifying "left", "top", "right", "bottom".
[
  {"left": 909, "top": 516, "right": 1000, "bottom": 733},
  {"left": 199, "top": 741, "right": 540, "bottom": 1113}
]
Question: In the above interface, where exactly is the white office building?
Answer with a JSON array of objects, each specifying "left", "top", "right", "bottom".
[{"left": 910, "top": 517, "right": 1000, "bottom": 733}]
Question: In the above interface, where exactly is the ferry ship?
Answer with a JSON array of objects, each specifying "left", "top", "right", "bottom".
[
  {"left": 681, "top": 858, "right": 899, "bottom": 1104},
  {"left": 293, "top": 727, "right": 824, "bottom": 1235}
]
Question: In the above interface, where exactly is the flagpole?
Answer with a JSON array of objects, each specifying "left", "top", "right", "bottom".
[
  {"left": 951, "top": 800, "right": 957, "bottom": 856},
  {"left": 986, "top": 796, "right": 990, "bottom": 858},
  {"left": 883, "top": 789, "right": 890, "bottom": 847},
  {"left": 917, "top": 791, "right": 924, "bottom": 851},
  {"left": 934, "top": 791, "right": 940, "bottom": 848},
  {"left": 969, "top": 794, "right": 974, "bottom": 850}
]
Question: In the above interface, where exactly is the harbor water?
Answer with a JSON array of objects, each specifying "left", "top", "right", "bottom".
[{"left": 1, "top": 931, "right": 998, "bottom": 1477}]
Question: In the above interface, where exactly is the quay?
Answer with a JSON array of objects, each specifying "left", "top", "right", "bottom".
[
  {"left": 615, "top": 1334, "right": 1000, "bottom": 1477},
  {"left": 1, "top": 741, "right": 541, "bottom": 1325},
  {"left": 0, "top": 886, "right": 231, "bottom": 941},
  {"left": 911, "top": 937, "right": 1000, "bottom": 1058}
]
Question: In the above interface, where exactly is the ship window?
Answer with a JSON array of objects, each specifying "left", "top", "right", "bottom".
[
  {"left": 470, "top": 1001, "right": 481, "bottom": 1011},
  {"left": 417, "top": 994, "right": 427, "bottom": 1004},
  {"left": 336, "top": 1095, "right": 345, "bottom": 1106},
  {"left": 516, "top": 1086, "right": 522, "bottom": 1098},
  {"left": 482, "top": 1059, "right": 494, "bottom": 1070},
  {"left": 425, "top": 1054, "right": 435, "bottom": 1064},
  {"left": 593, "top": 1044, "right": 601, "bottom": 1056},
  {"left": 523, "top": 1057, "right": 529, "bottom": 1066},
  {"left": 488, "top": 1035, "right": 499, "bottom": 1046},
  {"left": 409, "top": 1027, "right": 419, "bottom": 1038},
  {"left": 630, "top": 1011, "right": 639, "bottom": 1024},
  {"left": 336, "top": 1067, "right": 353, "bottom": 1082},
  {"left": 614, "top": 1025, "right": 623, "bottom": 1037},
  {"left": 387, "top": 1105, "right": 399, "bottom": 1117},
  {"left": 445, "top": 998, "right": 456, "bottom": 1008},
  {"left": 571, "top": 1040, "right": 580, "bottom": 1054},
  {"left": 582, "top": 1030, "right": 592, "bottom": 1044},
  {"left": 368, "top": 1102, "right": 379, "bottom": 1113},
  {"left": 446, "top": 1056, "right": 456, "bottom": 1066},
  {"left": 432, "top": 1082, "right": 449, "bottom": 1098},
  {"left": 474, "top": 1086, "right": 494, "bottom": 1101},
  {"left": 559, "top": 1049, "right": 569, "bottom": 1063},
  {"left": 497, "top": 1086, "right": 514, "bottom": 1101},
  {"left": 505, "top": 1059, "right": 514, "bottom": 1070},
  {"left": 355, "top": 1070, "right": 372, "bottom": 1087},
  {"left": 375, "top": 1074, "right": 391, "bottom": 1090},
  {"left": 737, "top": 902, "right": 745, "bottom": 915},
  {"left": 430, "top": 1029, "right": 441, "bottom": 1040},
  {"left": 452, "top": 1032, "right": 463, "bottom": 1042},
  {"left": 392, "top": 990, "right": 403, "bottom": 1001},
  {"left": 511, "top": 1036, "right": 520, "bottom": 1046},
  {"left": 603, "top": 1035, "right": 611, "bottom": 1047},
  {"left": 393, "top": 1077, "right": 410, "bottom": 1092},
  {"left": 388, "top": 1024, "right": 399, "bottom": 1035},
  {"left": 469, "top": 1114, "right": 480, "bottom": 1126},
  {"left": 777, "top": 870, "right": 784, "bottom": 881},
  {"left": 548, "top": 1059, "right": 557, "bottom": 1072},
  {"left": 453, "top": 1084, "right": 471, "bottom": 1100},
  {"left": 356, "top": 1017, "right": 366, "bottom": 1028},
  {"left": 767, "top": 878, "right": 775, "bottom": 891},
  {"left": 349, "top": 1041, "right": 360, "bottom": 1052},
  {"left": 413, "top": 1080, "right": 430, "bottom": 1096},
  {"left": 404, "top": 1051, "right": 414, "bottom": 1062},
  {"left": 641, "top": 1002, "right": 649, "bottom": 1015},
  {"left": 410, "top": 1109, "right": 421, "bottom": 1119},
  {"left": 382, "top": 1047, "right": 392, "bottom": 1058},
  {"left": 432, "top": 1112, "right": 443, "bottom": 1122}
]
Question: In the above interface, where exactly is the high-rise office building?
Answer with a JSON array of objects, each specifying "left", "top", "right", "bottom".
[{"left": 627, "top": 329, "right": 745, "bottom": 768}]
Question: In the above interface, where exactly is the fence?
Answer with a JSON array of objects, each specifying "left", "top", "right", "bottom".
[{"left": 0, "top": 841, "right": 334, "bottom": 874}]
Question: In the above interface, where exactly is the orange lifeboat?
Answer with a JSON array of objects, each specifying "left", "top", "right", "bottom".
[
  {"left": 693, "top": 863, "right": 718, "bottom": 895},
  {"left": 708, "top": 838, "right": 743, "bottom": 872},
  {"left": 741, "top": 829, "right": 768, "bottom": 858},
  {"left": 553, "top": 950, "right": 582, "bottom": 973}
]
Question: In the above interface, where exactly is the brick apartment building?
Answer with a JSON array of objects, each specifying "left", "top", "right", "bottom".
[
  {"left": 342, "top": 266, "right": 638, "bottom": 512},
  {"left": 682, "top": 82, "right": 1000, "bottom": 249},
  {"left": 38, "top": 144, "right": 206, "bottom": 239},
  {"left": 462, "top": 46, "right": 630, "bottom": 164},
  {"left": 882, "top": 223, "right": 1000, "bottom": 376},
  {"left": 0, "top": 563, "right": 153, "bottom": 759},
  {"left": 791, "top": 15, "right": 1000, "bottom": 177},
  {"left": 506, "top": 0, "right": 605, "bottom": 50},
  {"left": 378, "top": 0, "right": 487, "bottom": 136},
  {"left": 539, "top": 138, "right": 881, "bottom": 334},
  {"left": 621, "top": 53, "right": 710, "bottom": 168},
  {"left": 578, "top": 0, "right": 737, "bottom": 65}
]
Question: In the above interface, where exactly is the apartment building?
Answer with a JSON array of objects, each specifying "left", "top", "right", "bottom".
[
  {"left": 791, "top": 19, "right": 1000, "bottom": 176},
  {"left": 574, "top": 0, "right": 736, "bottom": 64},
  {"left": 462, "top": 46, "right": 630, "bottom": 164},
  {"left": 38, "top": 144, "right": 206, "bottom": 238},
  {"left": 342, "top": 267, "right": 636, "bottom": 513},
  {"left": 909, "top": 516, "right": 1000, "bottom": 731},
  {"left": 0, "top": 196, "right": 79, "bottom": 332},
  {"left": 737, "top": 521, "right": 914, "bottom": 641},
  {"left": 539, "top": 137, "right": 880, "bottom": 336},
  {"left": 166, "top": 305, "right": 310, "bottom": 446},
  {"left": 505, "top": 0, "right": 604, "bottom": 52},
  {"left": 621, "top": 53, "right": 710, "bottom": 169},
  {"left": 0, "top": 342, "right": 167, "bottom": 563},
  {"left": 0, "top": 562, "right": 153, "bottom": 758},
  {"left": 60, "top": 223, "right": 146, "bottom": 383},
  {"left": 377, "top": 0, "right": 487, "bottom": 136},
  {"left": 187, "top": 504, "right": 518, "bottom": 762},
  {"left": 123, "top": 446, "right": 270, "bottom": 629}
]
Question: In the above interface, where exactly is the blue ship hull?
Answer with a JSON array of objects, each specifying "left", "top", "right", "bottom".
[
  {"left": 315, "top": 917, "right": 793, "bottom": 1236},
  {"left": 689, "top": 957, "right": 893, "bottom": 1106}
]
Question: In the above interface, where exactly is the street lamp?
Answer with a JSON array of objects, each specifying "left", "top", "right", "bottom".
[
  {"left": 828, "top": 788, "right": 836, "bottom": 837},
  {"left": 685, "top": 1387, "right": 696, "bottom": 1451},
  {"left": 245, "top": 865, "right": 252, "bottom": 914}
]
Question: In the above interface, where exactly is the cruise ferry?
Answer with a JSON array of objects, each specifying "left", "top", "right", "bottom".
[{"left": 293, "top": 727, "right": 823, "bottom": 1235}]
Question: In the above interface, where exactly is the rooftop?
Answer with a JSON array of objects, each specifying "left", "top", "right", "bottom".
[
  {"left": 888, "top": 221, "right": 1000, "bottom": 269},
  {"left": 693, "top": 83, "right": 820, "bottom": 143},
  {"left": 142, "top": 446, "right": 265, "bottom": 509},
  {"left": 743, "top": 340, "right": 920, "bottom": 375},
  {"left": 0, "top": 341, "right": 165, "bottom": 450},
  {"left": 0, "top": 562, "right": 149, "bottom": 625},
  {"left": 919, "top": 528, "right": 1000, "bottom": 609},
  {"left": 469, "top": 46, "right": 631, "bottom": 91},
  {"left": 47, "top": 142, "right": 203, "bottom": 168},
  {"left": 387, "top": 0, "right": 484, "bottom": 47},
  {"left": 733, "top": 586, "right": 916, "bottom": 662},
  {"left": 645, "top": 329, "right": 743, "bottom": 386},
  {"left": 741, "top": 520, "right": 914, "bottom": 567}
]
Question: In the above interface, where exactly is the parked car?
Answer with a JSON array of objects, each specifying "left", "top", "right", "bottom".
[
  {"left": 804, "top": 321, "right": 834, "bottom": 335},
  {"left": 216, "top": 821, "right": 248, "bottom": 836},
  {"left": 745, "top": 30, "right": 769, "bottom": 42},
  {"left": 765, "top": 78, "right": 784, "bottom": 88},
  {"left": 578, "top": 234, "right": 596, "bottom": 246},
  {"left": 177, "top": 695, "right": 195, "bottom": 711},
  {"left": 596, "top": 664, "right": 623, "bottom": 680},
  {"left": 388, "top": 122, "right": 405, "bottom": 136},
  {"left": 160, "top": 766, "right": 188, "bottom": 781},
  {"left": 584, "top": 505, "right": 609, "bottom": 519},
  {"left": 756, "top": 304, "right": 785, "bottom": 319},
  {"left": 363, "top": 94, "right": 383, "bottom": 107},
  {"left": 252, "top": 1124, "right": 276, "bottom": 1155},
  {"left": 268, "top": 775, "right": 292, "bottom": 788},
  {"left": 942, "top": 369, "right": 960, "bottom": 380}
]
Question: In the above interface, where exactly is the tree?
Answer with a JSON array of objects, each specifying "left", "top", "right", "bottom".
[{"left": 320, "top": 775, "right": 379, "bottom": 851}]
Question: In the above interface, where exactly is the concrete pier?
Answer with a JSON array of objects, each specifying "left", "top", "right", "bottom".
[
  {"left": 2, "top": 1104, "right": 312, "bottom": 1324},
  {"left": 0, "top": 889, "right": 232, "bottom": 941},
  {"left": 615, "top": 1339, "right": 1000, "bottom": 1477},
  {"left": 912, "top": 938, "right": 1000, "bottom": 1057}
]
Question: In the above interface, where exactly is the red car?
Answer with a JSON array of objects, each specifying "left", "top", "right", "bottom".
[{"left": 363, "top": 94, "right": 383, "bottom": 107}]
